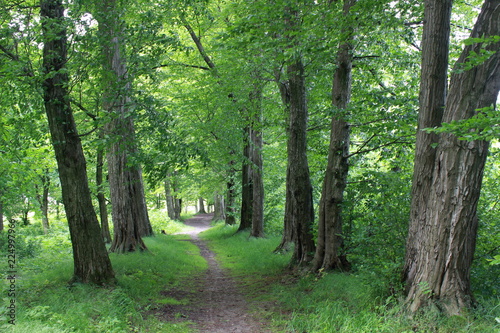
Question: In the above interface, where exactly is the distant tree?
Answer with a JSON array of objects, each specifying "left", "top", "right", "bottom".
[
  {"left": 35, "top": 169, "right": 51, "bottom": 234},
  {"left": 40, "top": 0, "right": 115, "bottom": 284},
  {"left": 96, "top": 135, "right": 111, "bottom": 243},
  {"left": 403, "top": 0, "right": 500, "bottom": 315},
  {"left": 212, "top": 193, "right": 226, "bottom": 221},
  {"left": 164, "top": 174, "right": 182, "bottom": 220},
  {"left": 197, "top": 197, "right": 207, "bottom": 214}
]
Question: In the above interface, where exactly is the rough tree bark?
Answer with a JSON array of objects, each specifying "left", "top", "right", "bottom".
[
  {"left": 404, "top": 0, "right": 500, "bottom": 315},
  {"left": 41, "top": 0, "right": 115, "bottom": 284},
  {"left": 312, "top": 0, "right": 355, "bottom": 272},
  {"left": 403, "top": 0, "right": 452, "bottom": 287},
  {"left": 96, "top": 1, "right": 152, "bottom": 253},
  {"left": 286, "top": 57, "right": 316, "bottom": 265}
]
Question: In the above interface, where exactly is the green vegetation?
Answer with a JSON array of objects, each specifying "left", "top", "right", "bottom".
[
  {"left": 202, "top": 223, "right": 500, "bottom": 333},
  {"left": 1, "top": 213, "right": 500, "bottom": 332},
  {"left": 0, "top": 213, "right": 205, "bottom": 332}
]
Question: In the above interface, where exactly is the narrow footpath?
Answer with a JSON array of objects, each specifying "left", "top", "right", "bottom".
[{"left": 158, "top": 213, "right": 270, "bottom": 332}]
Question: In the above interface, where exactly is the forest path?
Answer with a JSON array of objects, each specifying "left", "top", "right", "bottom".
[{"left": 158, "top": 213, "right": 271, "bottom": 332}]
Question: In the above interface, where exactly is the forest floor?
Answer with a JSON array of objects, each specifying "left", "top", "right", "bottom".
[{"left": 154, "top": 213, "right": 272, "bottom": 332}]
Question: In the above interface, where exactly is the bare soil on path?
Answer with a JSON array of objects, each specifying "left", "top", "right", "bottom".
[{"left": 156, "top": 213, "right": 272, "bottom": 332}]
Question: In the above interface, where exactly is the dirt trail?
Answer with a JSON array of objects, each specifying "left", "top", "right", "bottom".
[{"left": 158, "top": 213, "right": 270, "bottom": 332}]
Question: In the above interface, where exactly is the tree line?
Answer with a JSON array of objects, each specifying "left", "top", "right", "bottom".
[{"left": 1, "top": 0, "right": 499, "bottom": 316}]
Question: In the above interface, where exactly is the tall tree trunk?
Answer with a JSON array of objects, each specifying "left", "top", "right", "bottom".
[
  {"left": 312, "top": 0, "right": 355, "bottom": 272},
  {"left": 96, "top": 1, "right": 152, "bottom": 253},
  {"left": 403, "top": 0, "right": 452, "bottom": 288},
  {"left": 286, "top": 58, "right": 316, "bottom": 265},
  {"left": 41, "top": 0, "right": 115, "bottom": 284},
  {"left": 250, "top": 85, "right": 265, "bottom": 238},
  {"left": 239, "top": 125, "right": 253, "bottom": 231},
  {"left": 36, "top": 170, "right": 51, "bottom": 234},
  {"left": 96, "top": 138, "right": 111, "bottom": 243},
  {"left": 274, "top": 75, "right": 294, "bottom": 253},
  {"left": 404, "top": 0, "right": 500, "bottom": 315},
  {"left": 225, "top": 164, "right": 237, "bottom": 225}
]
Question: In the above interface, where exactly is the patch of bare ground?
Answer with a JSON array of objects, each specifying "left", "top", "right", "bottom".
[{"left": 152, "top": 213, "right": 273, "bottom": 332}]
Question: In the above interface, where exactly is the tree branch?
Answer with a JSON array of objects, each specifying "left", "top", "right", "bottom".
[
  {"left": 180, "top": 16, "right": 216, "bottom": 71},
  {"left": 0, "top": 44, "right": 19, "bottom": 61},
  {"left": 70, "top": 98, "right": 97, "bottom": 120},
  {"left": 347, "top": 135, "right": 413, "bottom": 158},
  {"left": 153, "top": 62, "right": 210, "bottom": 71}
]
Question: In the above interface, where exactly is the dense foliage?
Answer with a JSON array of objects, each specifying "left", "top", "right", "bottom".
[{"left": 1, "top": 0, "right": 499, "bottom": 329}]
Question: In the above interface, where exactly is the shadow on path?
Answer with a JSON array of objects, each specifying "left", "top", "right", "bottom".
[{"left": 158, "top": 213, "right": 270, "bottom": 332}]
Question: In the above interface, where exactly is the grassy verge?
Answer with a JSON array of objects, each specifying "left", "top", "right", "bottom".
[
  {"left": 0, "top": 213, "right": 205, "bottom": 332},
  {"left": 201, "top": 223, "right": 500, "bottom": 333}
]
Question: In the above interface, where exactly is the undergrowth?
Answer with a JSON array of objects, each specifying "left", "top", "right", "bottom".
[
  {"left": 0, "top": 212, "right": 204, "bottom": 332},
  {"left": 2, "top": 215, "right": 499, "bottom": 332},
  {"left": 202, "top": 223, "right": 500, "bottom": 333}
]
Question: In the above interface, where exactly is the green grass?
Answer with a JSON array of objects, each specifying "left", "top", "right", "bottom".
[
  {"left": 2, "top": 216, "right": 499, "bottom": 332},
  {"left": 200, "top": 222, "right": 500, "bottom": 333},
  {"left": 0, "top": 215, "right": 205, "bottom": 332},
  {"left": 148, "top": 209, "right": 195, "bottom": 234}
]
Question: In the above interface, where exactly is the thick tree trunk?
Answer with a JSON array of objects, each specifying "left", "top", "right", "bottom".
[
  {"left": 404, "top": 0, "right": 500, "bottom": 315},
  {"left": 286, "top": 58, "right": 316, "bottom": 265},
  {"left": 312, "top": 0, "right": 355, "bottom": 272},
  {"left": 96, "top": 140, "right": 111, "bottom": 243},
  {"left": 239, "top": 125, "right": 253, "bottom": 231},
  {"left": 97, "top": 1, "right": 152, "bottom": 253},
  {"left": 403, "top": 0, "right": 452, "bottom": 287},
  {"left": 197, "top": 197, "right": 207, "bottom": 214},
  {"left": 41, "top": 0, "right": 115, "bottom": 284},
  {"left": 107, "top": 149, "right": 148, "bottom": 252},
  {"left": 274, "top": 71, "right": 294, "bottom": 252}
]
